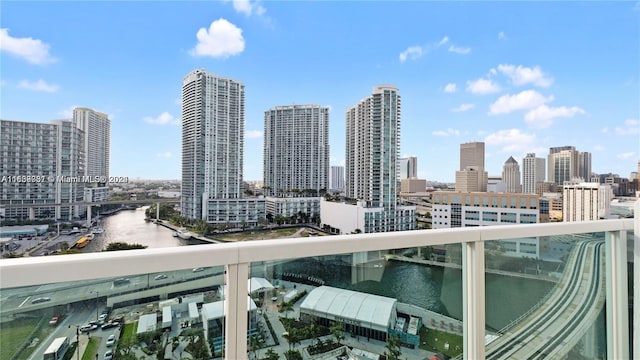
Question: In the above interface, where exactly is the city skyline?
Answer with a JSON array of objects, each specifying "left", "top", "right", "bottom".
[{"left": 1, "top": 1, "right": 638, "bottom": 182}]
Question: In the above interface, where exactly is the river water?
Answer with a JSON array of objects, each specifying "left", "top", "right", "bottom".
[{"left": 84, "top": 207, "right": 554, "bottom": 330}]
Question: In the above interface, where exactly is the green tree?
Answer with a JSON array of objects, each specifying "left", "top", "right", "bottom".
[
  {"left": 104, "top": 242, "right": 147, "bottom": 251},
  {"left": 384, "top": 334, "right": 402, "bottom": 360},
  {"left": 263, "top": 348, "right": 279, "bottom": 360},
  {"left": 330, "top": 322, "right": 344, "bottom": 345}
]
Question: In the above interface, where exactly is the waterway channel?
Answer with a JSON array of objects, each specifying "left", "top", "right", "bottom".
[{"left": 85, "top": 207, "right": 554, "bottom": 330}]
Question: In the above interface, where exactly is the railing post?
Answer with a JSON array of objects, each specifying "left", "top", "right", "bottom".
[
  {"left": 605, "top": 230, "right": 629, "bottom": 359},
  {"left": 225, "top": 263, "right": 249, "bottom": 360},
  {"left": 634, "top": 200, "right": 640, "bottom": 360},
  {"left": 463, "top": 240, "right": 485, "bottom": 359}
]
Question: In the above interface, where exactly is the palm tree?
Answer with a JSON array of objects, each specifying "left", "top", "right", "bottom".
[
  {"left": 384, "top": 334, "right": 402, "bottom": 360},
  {"left": 330, "top": 322, "right": 344, "bottom": 345}
]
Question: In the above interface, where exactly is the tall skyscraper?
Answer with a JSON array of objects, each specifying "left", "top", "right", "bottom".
[
  {"left": 181, "top": 69, "right": 263, "bottom": 225},
  {"left": 522, "top": 153, "right": 545, "bottom": 194},
  {"left": 398, "top": 156, "right": 417, "bottom": 180},
  {"left": 577, "top": 151, "right": 592, "bottom": 181},
  {"left": 460, "top": 142, "right": 485, "bottom": 170},
  {"left": 502, "top": 156, "right": 522, "bottom": 193},
  {"left": 263, "top": 105, "right": 329, "bottom": 197},
  {"left": 330, "top": 166, "right": 345, "bottom": 192},
  {"left": 325, "top": 84, "right": 415, "bottom": 234},
  {"left": 346, "top": 85, "right": 400, "bottom": 208},
  {"left": 548, "top": 146, "right": 578, "bottom": 185},
  {"left": 456, "top": 142, "right": 487, "bottom": 192},
  {"left": 73, "top": 107, "right": 110, "bottom": 180}
]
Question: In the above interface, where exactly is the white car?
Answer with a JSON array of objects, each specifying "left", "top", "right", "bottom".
[
  {"left": 106, "top": 334, "right": 116, "bottom": 347},
  {"left": 154, "top": 274, "right": 168, "bottom": 280},
  {"left": 104, "top": 350, "right": 113, "bottom": 360}
]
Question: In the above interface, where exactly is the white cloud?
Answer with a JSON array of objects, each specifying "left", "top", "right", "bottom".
[
  {"left": 190, "top": 18, "right": 245, "bottom": 59},
  {"left": 18, "top": 79, "right": 59, "bottom": 93},
  {"left": 58, "top": 106, "right": 78, "bottom": 118},
  {"left": 143, "top": 112, "right": 180, "bottom": 125},
  {"left": 498, "top": 31, "right": 506, "bottom": 40},
  {"left": 497, "top": 64, "right": 553, "bottom": 87},
  {"left": 228, "top": 0, "right": 266, "bottom": 16},
  {"left": 444, "top": 83, "right": 457, "bottom": 93},
  {"left": 157, "top": 152, "right": 172, "bottom": 158},
  {"left": 437, "top": 36, "right": 449, "bottom": 47},
  {"left": 399, "top": 46, "right": 423, "bottom": 63},
  {"left": 489, "top": 90, "right": 554, "bottom": 115},
  {"left": 0, "top": 28, "right": 56, "bottom": 65},
  {"left": 617, "top": 152, "right": 636, "bottom": 159},
  {"left": 448, "top": 45, "right": 471, "bottom": 55},
  {"left": 246, "top": 130, "right": 263, "bottom": 139},
  {"left": 484, "top": 129, "right": 536, "bottom": 153},
  {"left": 608, "top": 119, "right": 640, "bottom": 135},
  {"left": 466, "top": 78, "right": 501, "bottom": 94},
  {"left": 451, "top": 103, "right": 475, "bottom": 112},
  {"left": 524, "top": 105, "right": 586, "bottom": 128},
  {"left": 432, "top": 128, "right": 461, "bottom": 137}
]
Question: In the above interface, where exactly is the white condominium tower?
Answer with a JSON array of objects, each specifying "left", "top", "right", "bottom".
[
  {"left": 346, "top": 85, "right": 401, "bottom": 208},
  {"left": 263, "top": 105, "right": 329, "bottom": 197},
  {"left": 73, "top": 107, "right": 110, "bottom": 180},
  {"left": 330, "top": 165, "right": 345, "bottom": 192},
  {"left": 522, "top": 153, "right": 545, "bottom": 194},
  {"left": 181, "top": 69, "right": 245, "bottom": 220}
]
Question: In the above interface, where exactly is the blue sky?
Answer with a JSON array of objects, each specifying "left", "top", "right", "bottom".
[{"left": 1, "top": 1, "right": 639, "bottom": 182}]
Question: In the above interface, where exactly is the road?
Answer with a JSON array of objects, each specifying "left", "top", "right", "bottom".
[{"left": 485, "top": 240, "right": 605, "bottom": 359}]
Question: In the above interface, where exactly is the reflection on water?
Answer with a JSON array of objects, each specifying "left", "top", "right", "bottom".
[{"left": 83, "top": 207, "right": 198, "bottom": 252}]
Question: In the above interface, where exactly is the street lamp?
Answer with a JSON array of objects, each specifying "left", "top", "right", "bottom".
[{"left": 92, "top": 291, "right": 99, "bottom": 320}]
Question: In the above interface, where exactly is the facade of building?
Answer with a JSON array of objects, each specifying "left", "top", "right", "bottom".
[
  {"left": 455, "top": 166, "right": 488, "bottom": 192},
  {"left": 264, "top": 196, "right": 320, "bottom": 220},
  {"left": 459, "top": 142, "right": 485, "bottom": 170},
  {"left": 456, "top": 142, "right": 487, "bottom": 192},
  {"left": 577, "top": 151, "right": 592, "bottom": 182},
  {"left": 320, "top": 198, "right": 415, "bottom": 234},
  {"left": 398, "top": 156, "right": 417, "bottom": 180},
  {"left": 432, "top": 191, "right": 541, "bottom": 257},
  {"left": 502, "top": 156, "right": 522, "bottom": 193},
  {"left": 181, "top": 69, "right": 259, "bottom": 225},
  {"left": 400, "top": 178, "right": 426, "bottom": 193},
  {"left": 522, "top": 153, "right": 545, "bottom": 194},
  {"left": 73, "top": 107, "right": 110, "bottom": 180},
  {"left": 431, "top": 191, "right": 540, "bottom": 228},
  {"left": 562, "top": 182, "right": 613, "bottom": 221},
  {"left": 263, "top": 105, "right": 329, "bottom": 197},
  {"left": 329, "top": 165, "right": 345, "bottom": 192},
  {"left": 0, "top": 119, "right": 85, "bottom": 221},
  {"left": 334, "top": 85, "right": 416, "bottom": 233}
]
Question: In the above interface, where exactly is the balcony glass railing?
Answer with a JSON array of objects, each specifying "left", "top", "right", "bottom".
[{"left": 0, "top": 212, "right": 637, "bottom": 360}]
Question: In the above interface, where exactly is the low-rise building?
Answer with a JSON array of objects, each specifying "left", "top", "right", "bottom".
[
  {"left": 320, "top": 198, "right": 415, "bottom": 234},
  {"left": 204, "top": 198, "right": 265, "bottom": 227},
  {"left": 264, "top": 196, "right": 320, "bottom": 220}
]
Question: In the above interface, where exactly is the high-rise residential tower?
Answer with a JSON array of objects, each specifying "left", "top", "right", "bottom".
[
  {"left": 324, "top": 85, "right": 415, "bottom": 234},
  {"left": 73, "top": 107, "right": 110, "bottom": 180},
  {"left": 522, "top": 153, "right": 546, "bottom": 194},
  {"left": 578, "top": 151, "right": 592, "bottom": 181},
  {"left": 398, "top": 156, "right": 417, "bottom": 180},
  {"left": 263, "top": 105, "right": 329, "bottom": 197},
  {"left": 330, "top": 166, "right": 345, "bottom": 192},
  {"left": 502, "top": 156, "right": 522, "bottom": 193},
  {"left": 181, "top": 69, "right": 263, "bottom": 224},
  {"left": 0, "top": 119, "right": 84, "bottom": 221}
]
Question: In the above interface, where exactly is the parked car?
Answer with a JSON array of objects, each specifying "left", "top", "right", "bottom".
[
  {"left": 106, "top": 334, "right": 116, "bottom": 347},
  {"left": 31, "top": 297, "right": 51, "bottom": 304},
  {"left": 192, "top": 267, "right": 205, "bottom": 273},
  {"left": 79, "top": 323, "right": 98, "bottom": 333},
  {"left": 104, "top": 350, "right": 113, "bottom": 360},
  {"left": 154, "top": 274, "right": 168, "bottom": 280}
]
